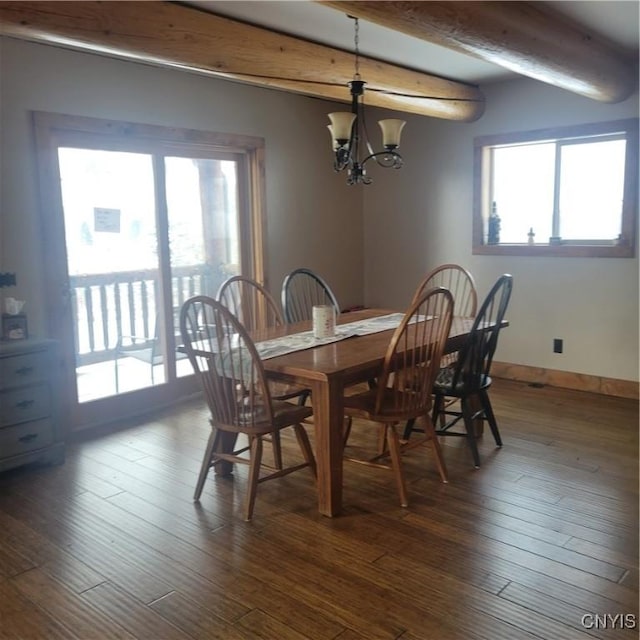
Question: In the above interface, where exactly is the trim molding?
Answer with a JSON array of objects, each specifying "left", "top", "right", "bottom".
[{"left": 492, "top": 362, "right": 639, "bottom": 400}]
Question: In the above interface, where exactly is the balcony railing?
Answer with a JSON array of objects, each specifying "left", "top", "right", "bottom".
[{"left": 69, "top": 264, "right": 224, "bottom": 366}]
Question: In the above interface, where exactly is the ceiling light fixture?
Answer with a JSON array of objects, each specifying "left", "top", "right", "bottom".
[{"left": 327, "top": 16, "right": 406, "bottom": 186}]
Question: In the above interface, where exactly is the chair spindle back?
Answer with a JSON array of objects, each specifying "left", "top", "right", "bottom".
[
  {"left": 281, "top": 268, "right": 339, "bottom": 324},
  {"left": 412, "top": 263, "right": 477, "bottom": 318},
  {"left": 180, "top": 295, "right": 273, "bottom": 431},
  {"left": 217, "top": 275, "right": 283, "bottom": 333},
  {"left": 375, "top": 287, "right": 454, "bottom": 418},
  {"left": 451, "top": 274, "right": 513, "bottom": 391}
]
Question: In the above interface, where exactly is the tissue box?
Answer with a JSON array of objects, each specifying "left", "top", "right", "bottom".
[{"left": 2, "top": 313, "right": 28, "bottom": 340}]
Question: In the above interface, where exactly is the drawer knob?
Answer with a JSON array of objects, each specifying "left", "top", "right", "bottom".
[
  {"left": 18, "top": 433, "right": 38, "bottom": 443},
  {"left": 15, "top": 366, "right": 34, "bottom": 376},
  {"left": 16, "top": 399, "right": 35, "bottom": 409}
]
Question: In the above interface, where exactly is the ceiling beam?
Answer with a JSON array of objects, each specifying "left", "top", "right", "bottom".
[
  {"left": 0, "top": 1, "right": 485, "bottom": 121},
  {"left": 319, "top": 1, "right": 637, "bottom": 103}
]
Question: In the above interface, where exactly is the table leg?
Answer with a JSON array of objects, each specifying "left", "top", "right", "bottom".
[
  {"left": 214, "top": 431, "right": 239, "bottom": 476},
  {"left": 311, "top": 375, "right": 344, "bottom": 517}
]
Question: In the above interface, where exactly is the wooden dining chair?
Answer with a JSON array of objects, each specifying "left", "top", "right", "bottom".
[
  {"left": 180, "top": 295, "right": 317, "bottom": 521},
  {"left": 431, "top": 274, "right": 514, "bottom": 468},
  {"left": 217, "top": 275, "right": 284, "bottom": 333},
  {"left": 342, "top": 287, "right": 454, "bottom": 507},
  {"left": 281, "top": 268, "right": 340, "bottom": 324},
  {"left": 217, "top": 275, "right": 311, "bottom": 465},
  {"left": 403, "top": 263, "right": 477, "bottom": 440},
  {"left": 411, "top": 263, "right": 477, "bottom": 318}
]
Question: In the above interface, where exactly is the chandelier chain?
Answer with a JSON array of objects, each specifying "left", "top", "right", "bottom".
[{"left": 353, "top": 16, "right": 360, "bottom": 80}]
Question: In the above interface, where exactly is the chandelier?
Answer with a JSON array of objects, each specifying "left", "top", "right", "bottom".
[{"left": 327, "top": 17, "right": 406, "bottom": 185}]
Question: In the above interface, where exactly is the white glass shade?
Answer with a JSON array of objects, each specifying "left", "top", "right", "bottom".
[
  {"left": 327, "top": 125, "right": 341, "bottom": 150},
  {"left": 378, "top": 119, "right": 406, "bottom": 148},
  {"left": 328, "top": 112, "right": 356, "bottom": 143}
]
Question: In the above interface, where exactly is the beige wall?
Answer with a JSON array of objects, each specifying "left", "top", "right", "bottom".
[
  {"left": 1, "top": 37, "right": 638, "bottom": 384},
  {"left": 363, "top": 78, "right": 639, "bottom": 382},
  {"left": 0, "top": 37, "right": 363, "bottom": 335}
]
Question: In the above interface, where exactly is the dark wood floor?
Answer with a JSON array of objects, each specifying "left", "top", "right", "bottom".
[{"left": 0, "top": 379, "right": 638, "bottom": 639}]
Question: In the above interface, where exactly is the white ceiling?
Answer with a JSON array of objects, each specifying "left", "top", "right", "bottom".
[{"left": 184, "top": 0, "right": 640, "bottom": 85}]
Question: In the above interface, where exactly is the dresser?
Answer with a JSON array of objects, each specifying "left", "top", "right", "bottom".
[{"left": 0, "top": 339, "right": 65, "bottom": 472}]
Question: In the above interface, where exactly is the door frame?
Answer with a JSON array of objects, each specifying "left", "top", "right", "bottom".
[{"left": 32, "top": 111, "right": 268, "bottom": 430}]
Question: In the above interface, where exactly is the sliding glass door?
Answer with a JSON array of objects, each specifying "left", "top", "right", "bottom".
[{"left": 34, "top": 113, "right": 265, "bottom": 429}]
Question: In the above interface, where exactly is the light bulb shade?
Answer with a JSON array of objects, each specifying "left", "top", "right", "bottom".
[
  {"left": 378, "top": 119, "right": 406, "bottom": 149},
  {"left": 328, "top": 112, "right": 356, "bottom": 144},
  {"left": 327, "top": 125, "right": 341, "bottom": 150}
]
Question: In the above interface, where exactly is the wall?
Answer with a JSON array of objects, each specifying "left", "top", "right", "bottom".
[
  {"left": 2, "top": 36, "right": 638, "bottom": 385},
  {"left": 0, "top": 37, "right": 363, "bottom": 335},
  {"left": 363, "top": 77, "right": 639, "bottom": 382}
]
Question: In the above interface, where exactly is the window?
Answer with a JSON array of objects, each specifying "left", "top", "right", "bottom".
[{"left": 473, "top": 119, "right": 638, "bottom": 257}]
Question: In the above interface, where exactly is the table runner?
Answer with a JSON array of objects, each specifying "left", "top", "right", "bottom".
[{"left": 255, "top": 312, "right": 415, "bottom": 360}]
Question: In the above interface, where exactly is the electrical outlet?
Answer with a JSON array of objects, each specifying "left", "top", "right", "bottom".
[{"left": 553, "top": 338, "right": 563, "bottom": 354}]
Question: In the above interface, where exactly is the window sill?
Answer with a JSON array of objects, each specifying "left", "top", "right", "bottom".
[{"left": 473, "top": 243, "right": 635, "bottom": 258}]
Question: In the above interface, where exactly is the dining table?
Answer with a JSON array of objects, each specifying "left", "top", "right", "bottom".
[{"left": 252, "top": 307, "right": 492, "bottom": 517}]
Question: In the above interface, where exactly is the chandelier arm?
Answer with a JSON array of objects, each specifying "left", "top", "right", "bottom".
[
  {"left": 358, "top": 89, "right": 376, "bottom": 158},
  {"left": 360, "top": 149, "right": 404, "bottom": 170}
]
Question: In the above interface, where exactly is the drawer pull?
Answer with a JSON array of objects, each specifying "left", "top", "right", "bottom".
[
  {"left": 16, "top": 399, "right": 35, "bottom": 409},
  {"left": 18, "top": 433, "right": 39, "bottom": 443},
  {"left": 16, "top": 366, "right": 34, "bottom": 376}
]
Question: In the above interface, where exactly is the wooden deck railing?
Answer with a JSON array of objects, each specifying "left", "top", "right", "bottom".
[{"left": 70, "top": 264, "right": 223, "bottom": 366}]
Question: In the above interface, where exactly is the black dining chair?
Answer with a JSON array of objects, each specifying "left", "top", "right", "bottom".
[
  {"left": 429, "top": 274, "right": 514, "bottom": 468},
  {"left": 281, "top": 268, "right": 340, "bottom": 324}
]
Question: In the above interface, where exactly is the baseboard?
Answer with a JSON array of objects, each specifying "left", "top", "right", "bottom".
[{"left": 492, "top": 362, "right": 639, "bottom": 400}]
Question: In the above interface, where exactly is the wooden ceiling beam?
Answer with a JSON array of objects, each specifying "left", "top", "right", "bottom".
[
  {"left": 0, "top": 1, "right": 485, "bottom": 121},
  {"left": 319, "top": 1, "right": 638, "bottom": 103}
]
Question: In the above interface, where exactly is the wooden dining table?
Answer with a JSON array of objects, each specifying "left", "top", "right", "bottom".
[{"left": 256, "top": 307, "right": 483, "bottom": 517}]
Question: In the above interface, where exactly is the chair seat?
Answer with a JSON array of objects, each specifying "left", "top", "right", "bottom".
[
  {"left": 344, "top": 385, "right": 428, "bottom": 423},
  {"left": 215, "top": 399, "right": 313, "bottom": 435},
  {"left": 433, "top": 367, "right": 492, "bottom": 396},
  {"left": 272, "top": 400, "right": 313, "bottom": 428}
]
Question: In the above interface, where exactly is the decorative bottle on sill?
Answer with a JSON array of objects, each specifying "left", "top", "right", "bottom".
[
  {"left": 528, "top": 227, "right": 535, "bottom": 245},
  {"left": 488, "top": 201, "right": 501, "bottom": 245}
]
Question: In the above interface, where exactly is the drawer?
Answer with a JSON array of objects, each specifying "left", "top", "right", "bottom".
[
  {"left": 0, "top": 350, "right": 50, "bottom": 390},
  {"left": 0, "top": 384, "right": 51, "bottom": 427},
  {"left": 0, "top": 419, "right": 54, "bottom": 458}
]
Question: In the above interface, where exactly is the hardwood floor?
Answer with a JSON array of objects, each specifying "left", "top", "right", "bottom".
[{"left": 0, "top": 379, "right": 637, "bottom": 639}]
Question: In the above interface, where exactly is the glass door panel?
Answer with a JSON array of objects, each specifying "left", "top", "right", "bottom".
[
  {"left": 58, "top": 147, "right": 166, "bottom": 401},
  {"left": 58, "top": 149, "right": 245, "bottom": 403},
  {"left": 165, "top": 156, "right": 241, "bottom": 378}
]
